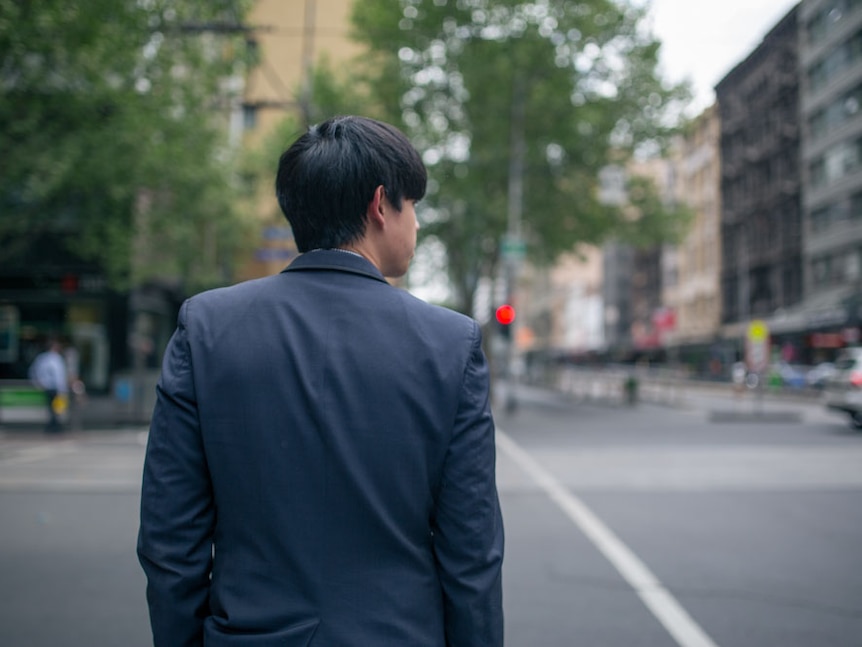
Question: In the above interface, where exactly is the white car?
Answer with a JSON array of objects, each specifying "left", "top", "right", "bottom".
[{"left": 822, "top": 347, "right": 862, "bottom": 428}]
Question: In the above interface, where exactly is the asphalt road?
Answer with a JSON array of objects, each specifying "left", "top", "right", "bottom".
[
  {"left": 0, "top": 384, "right": 860, "bottom": 647},
  {"left": 496, "top": 384, "right": 862, "bottom": 647},
  {"left": 0, "top": 432, "right": 149, "bottom": 647}
]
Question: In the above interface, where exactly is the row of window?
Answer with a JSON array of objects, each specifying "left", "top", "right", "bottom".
[
  {"left": 808, "top": 27, "right": 862, "bottom": 92},
  {"left": 721, "top": 102, "right": 798, "bottom": 157},
  {"left": 721, "top": 163, "right": 799, "bottom": 217},
  {"left": 808, "top": 81, "right": 862, "bottom": 138},
  {"left": 721, "top": 210, "right": 801, "bottom": 260},
  {"left": 810, "top": 190, "right": 862, "bottom": 231},
  {"left": 720, "top": 265, "right": 803, "bottom": 322},
  {"left": 806, "top": 0, "right": 862, "bottom": 45},
  {"left": 681, "top": 240, "right": 719, "bottom": 278},
  {"left": 809, "top": 135, "right": 862, "bottom": 187},
  {"left": 678, "top": 297, "right": 719, "bottom": 329},
  {"left": 811, "top": 246, "right": 862, "bottom": 286}
]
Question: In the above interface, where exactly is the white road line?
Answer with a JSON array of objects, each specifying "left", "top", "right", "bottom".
[
  {"left": 0, "top": 440, "right": 78, "bottom": 464},
  {"left": 496, "top": 429, "right": 720, "bottom": 647}
]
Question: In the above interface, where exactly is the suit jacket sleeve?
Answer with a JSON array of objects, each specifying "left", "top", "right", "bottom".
[
  {"left": 137, "top": 300, "right": 214, "bottom": 647},
  {"left": 433, "top": 321, "right": 505, "bottom": 647}
]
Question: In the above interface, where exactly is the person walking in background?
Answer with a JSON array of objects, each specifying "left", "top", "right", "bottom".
[
  {"left": 138, "top": 115, "right": 504, "bottom": 646},
  {"left": 61, "top": 336, "right": 86, "bottom": 430},
  {"left": 28, "top": 337, "right": 69, "bottom": 433}
]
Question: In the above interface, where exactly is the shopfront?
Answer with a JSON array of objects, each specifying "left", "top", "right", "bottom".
[{"left": 0, "top": 271, "right": 121, "bottom": 393}]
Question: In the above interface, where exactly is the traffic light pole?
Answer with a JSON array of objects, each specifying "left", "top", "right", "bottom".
[
  {"left": 502, "top": 72, "right": 526, "bottom": 415},
  {"left": 502, "top": 264, "right": 518, "bottom": 415}
]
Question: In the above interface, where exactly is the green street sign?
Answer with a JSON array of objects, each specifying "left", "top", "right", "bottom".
[{"left": 502, "top": 237, "right": 526, "bottom": 259}]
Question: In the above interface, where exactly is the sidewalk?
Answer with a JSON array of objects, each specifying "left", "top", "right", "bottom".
[
  {"left": 544, "top": 367, "right": 823, "bottom": 408},
  {"left": 516, "top": 372, "right": 842, "bottom": 427},
  {"left": 0, "top": 393, "right": 151, "bottom": 435}
]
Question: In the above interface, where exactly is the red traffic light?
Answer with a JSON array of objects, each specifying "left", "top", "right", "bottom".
[{"left": 495, "top": 304, "right": 516, "bottom": 325}]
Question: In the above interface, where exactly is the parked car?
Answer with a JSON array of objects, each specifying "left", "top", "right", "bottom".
[{"left": 822, "top": 348, "right": 862, "bottom": 428}]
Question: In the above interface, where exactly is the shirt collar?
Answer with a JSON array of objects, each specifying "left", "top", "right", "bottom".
[{"left": 281, "top": 248, "right": 387, "bottom": 283}]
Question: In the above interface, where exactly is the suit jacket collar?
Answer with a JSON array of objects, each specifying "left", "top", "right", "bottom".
[{"left": 282, "top": 249, "right": 389, "bottom": 284}]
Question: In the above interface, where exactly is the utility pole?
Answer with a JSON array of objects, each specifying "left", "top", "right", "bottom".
[{"left": 299, "top": 0, "right": 316, "bottom": 127}]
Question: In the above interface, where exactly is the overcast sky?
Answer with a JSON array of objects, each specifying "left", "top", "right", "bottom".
[{"left": 645, "top": 0, "right": 801, "bottom": 114}]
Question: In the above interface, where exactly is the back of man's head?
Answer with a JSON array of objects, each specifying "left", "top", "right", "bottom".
[{"left": 275, "top": 116, "right": 427, "bottom": 252}]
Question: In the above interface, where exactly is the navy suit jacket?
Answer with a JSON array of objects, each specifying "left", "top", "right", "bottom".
[{"left": 138, "top": 250, "right": 504, "bottom": 647}]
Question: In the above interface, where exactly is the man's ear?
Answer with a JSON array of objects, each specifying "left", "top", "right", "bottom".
[{"left": 366, "top": 185, "right": 387, "bottom": 228}]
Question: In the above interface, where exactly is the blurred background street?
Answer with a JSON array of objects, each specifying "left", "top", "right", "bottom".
[
  {"left": 2, "top": 380, "right": 861, "bottom": 647},
  {"left": 3, "top": 0, "right": 862, "bottom": 645}
]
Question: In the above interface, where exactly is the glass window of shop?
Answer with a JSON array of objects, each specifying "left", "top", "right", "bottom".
[{"left": 1, "top": 301, "right": 110, "bottom": 392}]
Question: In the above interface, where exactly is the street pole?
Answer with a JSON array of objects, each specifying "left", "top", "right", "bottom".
[
  {"left": 299, "top": 0, "right": 316, "bottom": 127},
  {"left": 503, "top": 72, "right": 526, "bottom": 414}
]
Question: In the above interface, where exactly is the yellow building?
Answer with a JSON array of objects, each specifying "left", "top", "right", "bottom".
[
  {"left": 239, "top": 0, "right": 359, "bottom": 280},
  {"left": 668, "top": 105, "right": 723, "bottom": 346}
]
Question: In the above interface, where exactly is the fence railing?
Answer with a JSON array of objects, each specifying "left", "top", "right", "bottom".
[{"left": 537, "top": 365, "right": 822, "bottom": 408}]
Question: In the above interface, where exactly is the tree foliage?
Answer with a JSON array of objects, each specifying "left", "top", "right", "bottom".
[
  {"left": 350, "top": 0, "right": 691, "bottom": 314},
  {"left": 0, "top": 0, "right": 255, "bottom": 292},
  {"left": 620, "top": 174, "right": 693, "bottom": 247}
]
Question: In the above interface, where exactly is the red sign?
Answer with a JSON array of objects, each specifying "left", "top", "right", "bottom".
[{"left": 809, "top": 333, "right": 845, "bottom": 349}]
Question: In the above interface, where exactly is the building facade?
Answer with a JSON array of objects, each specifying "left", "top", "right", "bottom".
[
  {"left": 716, "top": 6, "right": 804, "bottom": 331},
  {"left": 601, "top": 242, "right": 635, "bottom": 354},
  {"left": 546, "top": 247, "right": 605, "bottom": 355},
  {"left": 797, "top": 0, "right": 862, "bottom": 357},
  {"left": 670, "top": 106, "right": 723, "bottom": 347}
]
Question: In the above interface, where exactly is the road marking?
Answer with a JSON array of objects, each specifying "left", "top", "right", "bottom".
[
  {"left": 496, "top": 429, "right": 720, "bottom": 647},
  {"left": 0, "top": 440, "right": 78, "bottom": 465}
]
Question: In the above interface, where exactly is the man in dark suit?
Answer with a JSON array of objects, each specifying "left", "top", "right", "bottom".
[{"left": 137, "top": 116, "right": 504, "bottom": 646}]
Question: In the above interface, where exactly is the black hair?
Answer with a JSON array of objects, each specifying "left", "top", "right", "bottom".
[{"left": 275, "top": 115, "right": 427, "bottom": 252}]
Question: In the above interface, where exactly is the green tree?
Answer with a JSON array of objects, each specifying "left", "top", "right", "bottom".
[
  {"left": 0, "top": 0, "right": 255, "bottom": 292},
  {"left": 620, "top": 174, "right": 693, "bottom": 247},
  {"left": 351, "top": 0, "right": 690, "bottom": 314}
]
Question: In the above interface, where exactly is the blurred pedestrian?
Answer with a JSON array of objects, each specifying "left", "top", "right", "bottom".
[
  {"left": 28, "top": 337, "right": 69, "bottom": 433},
  {"left": 62, "top": 336, "right": 86, "bottom": 430},
  {"left": 732, "top": 360, "right": 747, "bottom": 397},
  {"left": 138, "top": 115, "right": 504, "bottom": 647}
]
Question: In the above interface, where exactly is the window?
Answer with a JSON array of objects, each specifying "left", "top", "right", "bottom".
[
  {"left": 242, "top": 103, "right": 257, "bottom": 131},
  {"left": 850, "top": 190, "right": 862, "bottom": 218},
  {"left": 806, "top": 0, "right": 862, "bottom": 44},
  {"left": 812, "top": 248, "right": 862, "bottom": 286},
  {"left": 809, "top": 137, "right": 862, "bottom": 187},
  {"left": 809, "top": 29, "right": 862, "bottom": 91},
  {"left": 812, "top": 256, "right": 831, "bottom": 285},
  {"left": 847, "top": 248, "right": 861, "bottom": 279},
  {"left": 811, "top": 205, "right": 830, "bottom": 232},
  {"left": 809, "top": 82, "right": 862, "bottom": 138},
  {"left": 811, "top": 200, "right": 848, "bottom": 232}
]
